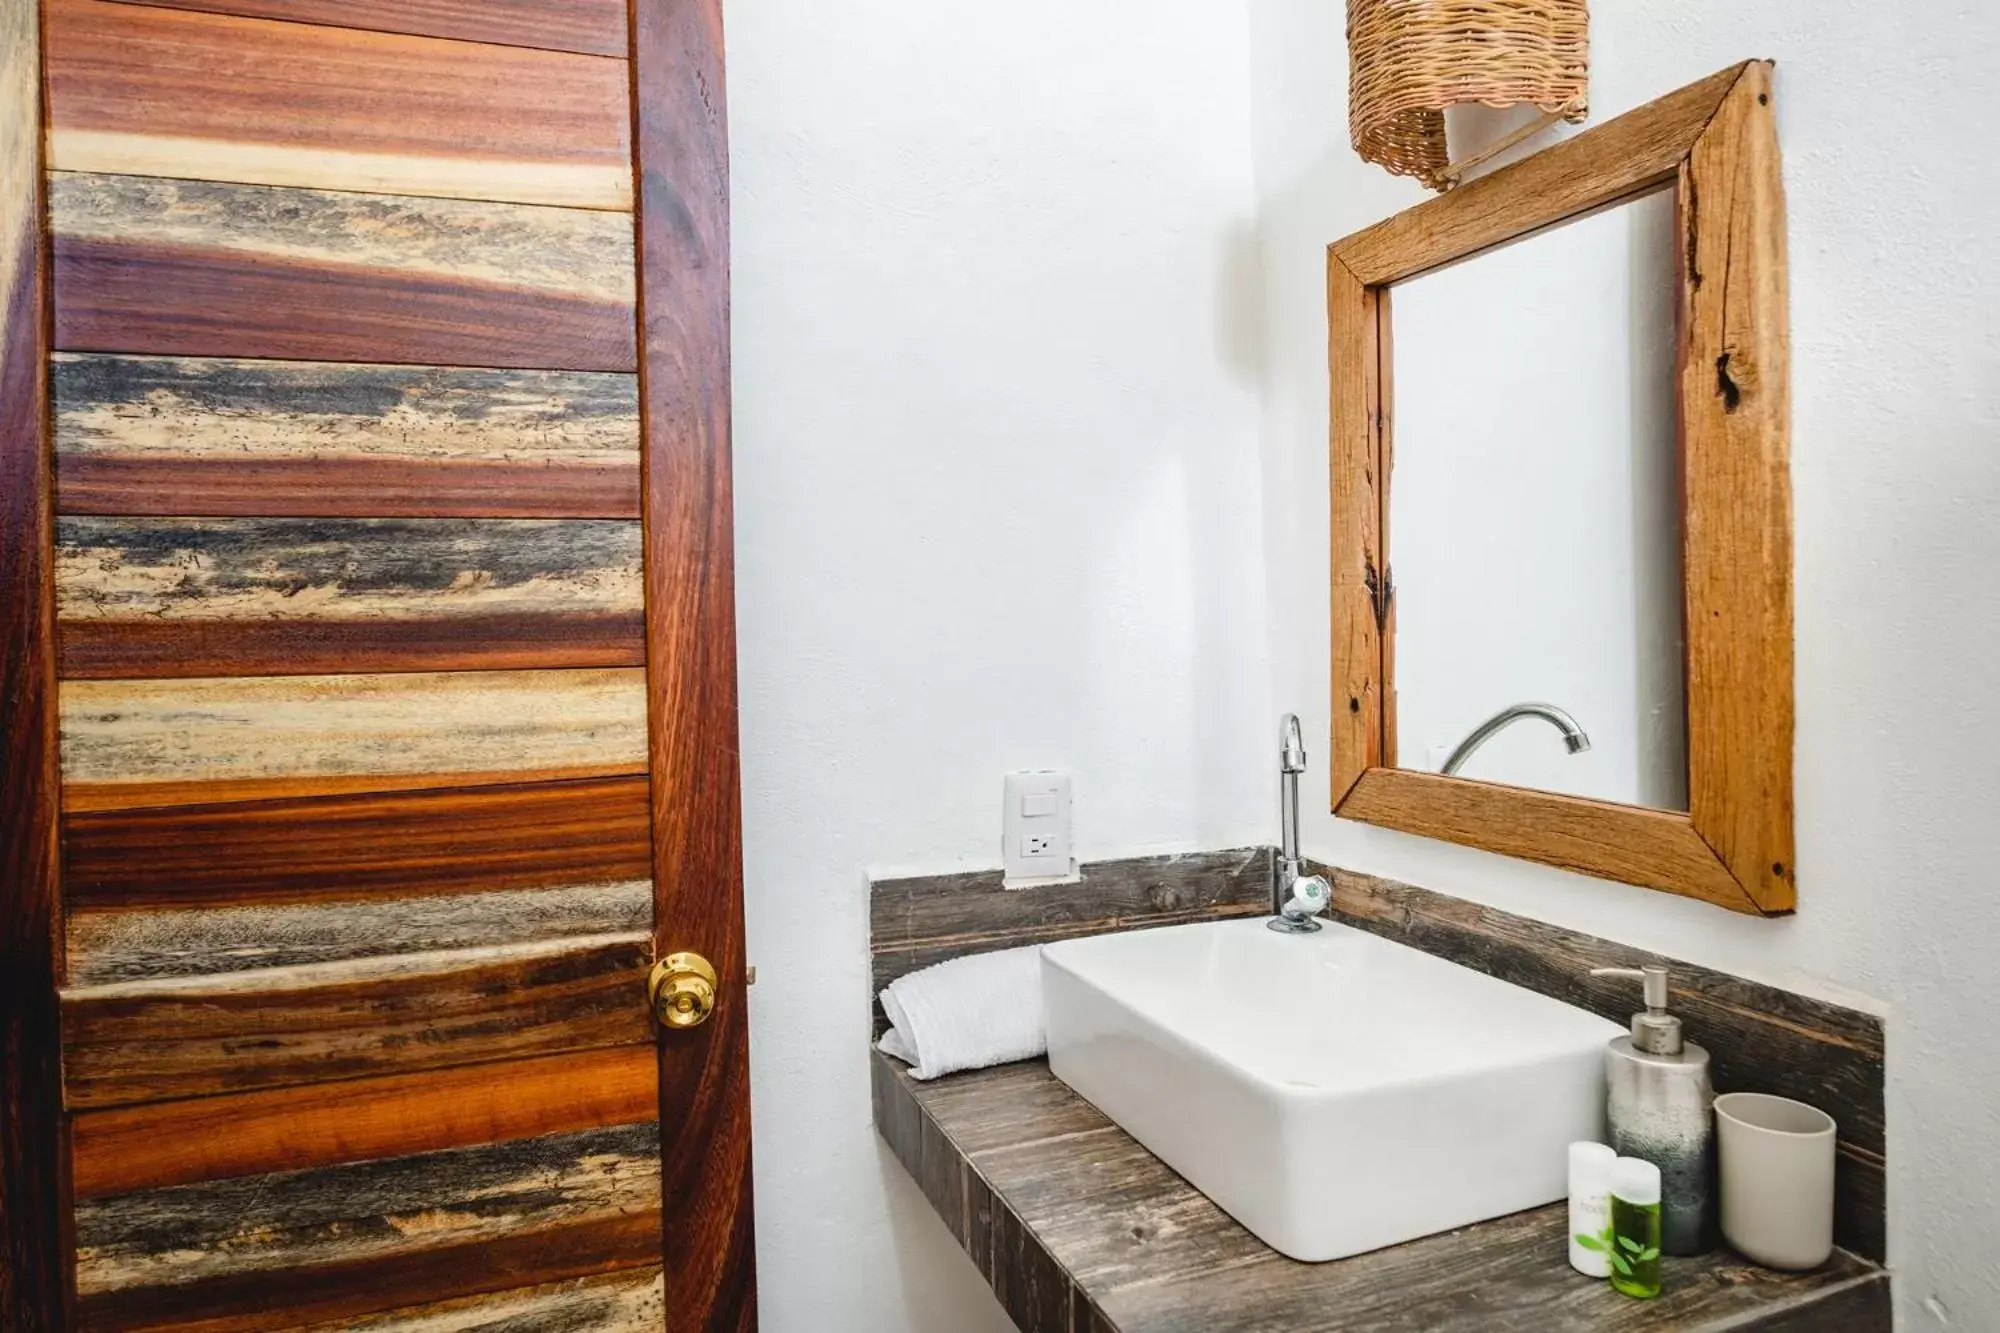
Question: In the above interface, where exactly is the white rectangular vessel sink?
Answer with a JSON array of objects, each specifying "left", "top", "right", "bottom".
[{"left": 1043, "top": 918, "right": 1621, "bottom": 1262}]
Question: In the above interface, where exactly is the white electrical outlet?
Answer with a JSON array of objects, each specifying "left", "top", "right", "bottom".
[{"left": 1003, "top": 771, "right": 1076, "bottom": 887}]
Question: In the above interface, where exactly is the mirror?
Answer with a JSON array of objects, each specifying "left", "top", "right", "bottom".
[
  {"left": 1325, "top": 62, "right": 1794, "bottom": 915},
  {"left": 1388, "top": 190, "right": 1687, "bottom": 811}
]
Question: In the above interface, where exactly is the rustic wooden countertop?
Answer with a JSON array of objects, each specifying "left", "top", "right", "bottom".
[{"left": 874, "top": 1052, "right": 1890, "bottom": 1333}]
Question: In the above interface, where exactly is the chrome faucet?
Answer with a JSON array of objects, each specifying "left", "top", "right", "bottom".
[
  {"left": 1441, "top": 702, "right": 1591, "bottom": 777},
  {"left": 1271, "top": 713, "right": 1330, "bottom": 934}
]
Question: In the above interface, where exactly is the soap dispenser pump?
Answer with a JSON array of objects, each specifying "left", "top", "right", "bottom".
[{"left": 1590, "top": 965, "right": 1715, "bottom": 1256}]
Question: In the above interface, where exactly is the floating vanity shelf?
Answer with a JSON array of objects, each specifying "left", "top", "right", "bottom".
[
  {"left": 875, "top": 1053, "right": 1887, "bottom": 1332},
  {"left": 871, "top": 850, "right": 1891, "bottom": 1331}
]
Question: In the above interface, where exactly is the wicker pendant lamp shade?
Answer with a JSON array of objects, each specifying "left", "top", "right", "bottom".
[{"left": 1347, "top": 0, "right": 1589, "bottom": 190}]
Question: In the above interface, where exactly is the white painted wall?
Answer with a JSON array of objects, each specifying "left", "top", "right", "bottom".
[
  {"left": 1392, "top": 191, "right": 1686, "bottom": 807},
  {"left": 1250, "top": 2, "right": 2000, "bottom": 1328},
  {"left": 727, "top": 3, "right": 1268, "bottom": 1328}
]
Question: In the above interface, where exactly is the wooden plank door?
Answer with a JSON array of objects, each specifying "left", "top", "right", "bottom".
[{"left": 0, "top": 0, "right": 754, "bottom": 1327}]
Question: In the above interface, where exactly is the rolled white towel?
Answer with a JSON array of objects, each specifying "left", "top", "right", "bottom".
[{"left": 876, "top": 945, "right": 1044, "bottom": 1081}]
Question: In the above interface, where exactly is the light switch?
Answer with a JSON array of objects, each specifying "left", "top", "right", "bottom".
[{"left": 1003, "top": 771, "right": 1076, "bottom": 887}]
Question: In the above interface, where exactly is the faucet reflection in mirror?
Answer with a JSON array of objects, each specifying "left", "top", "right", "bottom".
[{"left": 1442, "top": 702, "right": 1591, "bottom": 778}]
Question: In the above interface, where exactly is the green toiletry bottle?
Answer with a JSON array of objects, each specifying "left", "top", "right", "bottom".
[{"left": 1608, "top": 1156, "right": 1664, "bottom": 1299}]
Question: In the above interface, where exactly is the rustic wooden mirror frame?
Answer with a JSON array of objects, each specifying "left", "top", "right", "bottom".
[{"left": 1326, "top": 61, "right": 1793, "bottom": 916}]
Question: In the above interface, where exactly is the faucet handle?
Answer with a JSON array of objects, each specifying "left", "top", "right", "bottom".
[
  {"left": 1280, "top": 713, "right": 1307, "bottom": 773},
  {"left": 1283, "top": 874, "right": 1329, "bottom": 920}
]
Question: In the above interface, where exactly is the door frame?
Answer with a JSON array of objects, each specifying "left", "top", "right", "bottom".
[
  {"left": 2, "top": 0, "right": 72, "bottom": 1321},
  {"left": 632, "top": 0, "right": 758, "bottom": 1327}
]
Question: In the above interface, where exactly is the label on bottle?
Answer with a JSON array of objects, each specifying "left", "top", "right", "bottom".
[{"left": 1569, "top": 1192, "right": 1612, "bottom": 1278}]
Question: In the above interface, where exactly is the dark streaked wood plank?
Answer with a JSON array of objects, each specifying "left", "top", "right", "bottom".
[
  {"left": 74, "top": 1125, "right": 662, "bottom": 1332},
  {"left": 52, "top": 174, "right": 636, "bottom": 372},
  {"left": 869, "top": 849, "right": 1271, "bottom": 1022},
  {"left": 297, "top": 1270, "right": 668, "bottom": 1332},
  {"left": 56, "top": 516, "right": 644, "bottom": 677},
  {"left": 61, "top": 933, "right": 653, "bottom": 1109},
  {"left": 62, "top": 776, "right": 655, "bottom": 911},
  {"left": 1319, "top": 864, "right": 1887, "bottom": 1260},
  {"left": 73, "top": 1046, "right": 661, "bottom": 1198},
  {"left": 79, "top": 1214, "right": 661, "bottom": 1333},
  {"left": 58, "top": 667, "right": 649, "bottom": 813},
  {"left": 54, "top": 354, "right": 640, "bottom": 519},
  {"left": 57, "top": 517, "right": 642, "bottom": 620},
  {"left": 46, "top": 0, "right": 633, "bottom": 209},
  {"left": 873, "top": 849, "right": 1268, "bottom": 959},
  {"left": 1, "top": 0, "right": 73, "bottom": 1319},
  {"left": 48, "top": 177, "right": 634, "bottom": 318},
  {"left": 635, "top": 1, "right": 756, "bottom": 1329},
  {"left": 67, "top": 878, "right": 653, "bottom": 985},
  {"left": 108, "top": 0, "right": 631, "bottom": 58},
  {"left": 881, "top": 1054, "right": 1889, "bottom": 1333}
]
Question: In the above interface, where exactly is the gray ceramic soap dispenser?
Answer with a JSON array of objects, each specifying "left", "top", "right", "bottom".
[{"left": 1591, "top": 964, "right": 1715, "bottom": 1255}]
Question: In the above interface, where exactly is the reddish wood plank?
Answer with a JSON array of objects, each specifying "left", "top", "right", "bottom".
[
  {"left": 59, "top": 611, "right": 645, "bottom": 679},
  {"left": 634, "top": 0, "right": 756, "bottom": 1326},
  {"left": 61, "top": 765, "right": 650, "bottom": 815},
  {"left": 72, "top": 1046, "right": 660, "bottom": 1198},
  {"left": 1, "top": 0, "right": 73, "bottom": 1316},
  {"left": 62, "top": 777, "right": 654, "bottom": 911},
  {"left": 103, "top": 0, "right": 630, "bottom": 58},
  {"left": 58, "top": 455, "right": 641, "bottom": 518},
  {"left": 74, "top": 1211, "right": 662, "bottom": 1333},
  {"left": 46, "top": 0, "right": 632, "bottom": 209},
  {"left": 55, "top": 235, "right": 636, "bottom": 372},
  {"left": 61, "top": 934, "right": 654, "bottom": 1109}
]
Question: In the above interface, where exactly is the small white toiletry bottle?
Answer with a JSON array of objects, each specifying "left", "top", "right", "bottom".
[{"left": 1568, "top": 1141, "right": 1618, "bottom": 1277}]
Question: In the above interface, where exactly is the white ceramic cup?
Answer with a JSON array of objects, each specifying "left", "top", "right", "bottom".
[{"left": 1715, "top": 1092, "right": 1837, "bottom": 1270}]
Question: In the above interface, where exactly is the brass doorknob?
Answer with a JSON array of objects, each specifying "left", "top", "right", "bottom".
[{"left": 649, "top": 952, "right": 718, "bottom": 1030}]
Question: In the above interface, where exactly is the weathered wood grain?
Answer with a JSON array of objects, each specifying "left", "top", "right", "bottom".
[
  {"left": 1338, "top": 768, "right": 1761, "bottom": 912},
  {"left": 870, "top": 848, "right": 1271, "bottom": 1005},
  {"left": 1319, "top": 863, "right": 1886, "bottom": 1259},
  {"left": 1, "top": 0, "right": 72, "bottom": 1319},
  {"left": 52, "top": 173, "right": 637, "bottom": 372},
  {"left": 1327, "top": 253, "right": 1383, "bottom": 804},
  {"left": 58, "top": 667, "right": 650, "bottom": 812},
  {"left": 53, "top": 176, "right": 634, "bottom": 307},
  {"left": 108, "top": 0, "right": 631, "bottom": 58},
  {"left": 296, "top": 1270, "right": 668, "bottom": 1333},
  {"left": 62, "top": 933, "right": 653, "bottom": 1108},
  {"left": 54, "top": 354, "right": 641, "bottom": 518},
  {"left": 1331, "top": 63, "right": 1745, "bottom": 285},
  {"left": 46, "top": 0, "right": 633, "bottom": 209},
  {"left": 880, "top": 1054, "right": 1890, "bottom": 1333},
  {"left": 68, "top": 878, "right": 653, "bottom": 985},
  {"left": 62, "top": 776, "right": 655, "bottom": 911},
  {"left": 635, "top": 1, "right": 757, "bottom": 1328},
  {"left": 56, "top": 517, "right": 645, "bottom": 676},
  {"left": 74, "top": 1124, "right": 662, "bottom": 1327},
  {"left": 73, "top": 1046, "right": 661, "bottom": 1198},
  {"left": 1680, "top": 63, "right": 1795, "bottom": 914}
]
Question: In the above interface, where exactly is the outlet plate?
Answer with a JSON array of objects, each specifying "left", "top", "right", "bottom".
[{"left": 1003, "top": 771, "right": 1076, "bottom": 887}]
